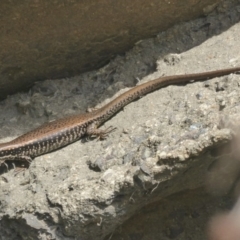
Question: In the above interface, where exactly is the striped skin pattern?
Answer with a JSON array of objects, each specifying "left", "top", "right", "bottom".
[
  {"left": 0, "top": 115, "right": 101, "bottom": 163},
  {"left": 0, "top": 66, "right": 240, "bottom": 165}
]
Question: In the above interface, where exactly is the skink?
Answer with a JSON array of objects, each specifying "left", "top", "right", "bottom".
[{"left": 0, "top": 66, "right": 240, "bottom": 165}]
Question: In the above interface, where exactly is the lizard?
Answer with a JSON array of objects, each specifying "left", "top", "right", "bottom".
[{"left": 0, "top": 66, "right": 240, "bottom": 166}]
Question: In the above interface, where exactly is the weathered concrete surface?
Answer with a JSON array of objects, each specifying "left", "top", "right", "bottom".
[
  {"left": 0, "top": 1, "right": 240, "bottom": 240},
  {"left": 0, "top": 0, "right": 223, "bottom": 99}
]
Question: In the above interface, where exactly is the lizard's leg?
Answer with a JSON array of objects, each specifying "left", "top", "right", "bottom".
[{"left": 86, "top": 123, "right": 116, "bottom": 140}]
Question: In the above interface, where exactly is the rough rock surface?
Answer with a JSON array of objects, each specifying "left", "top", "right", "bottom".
[
  {"left": 0, "top": 2, "right": 240, "bottom": 240},
  {"left": 0, "top": 0, "right": 232, "bottom": 99}
]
